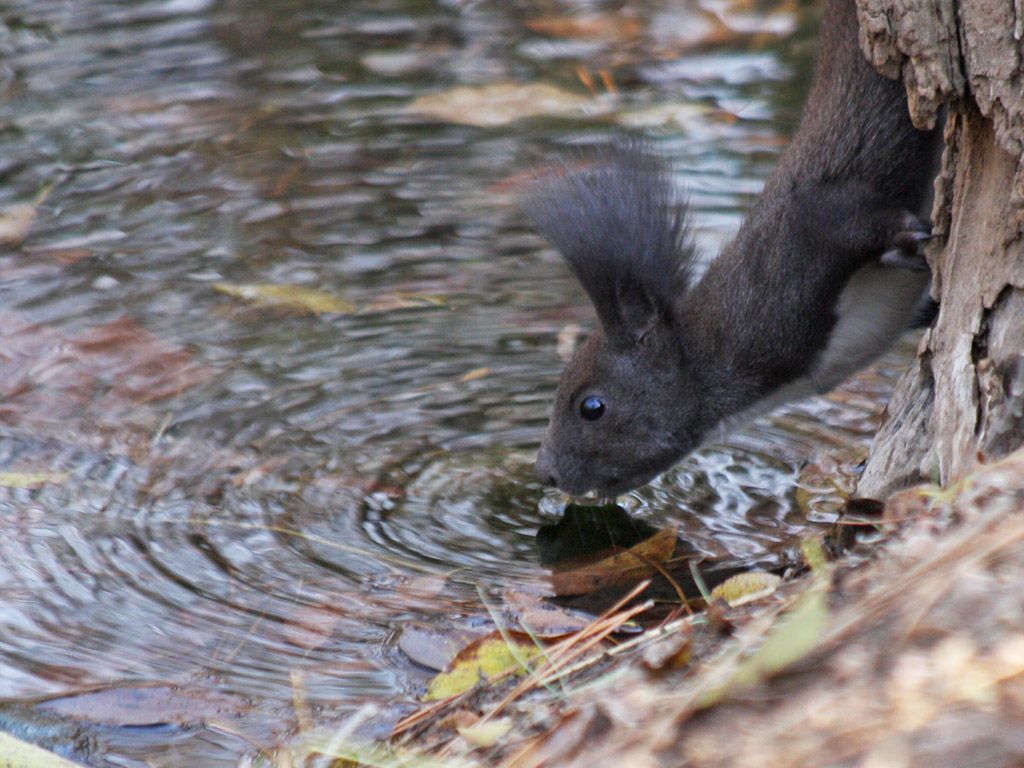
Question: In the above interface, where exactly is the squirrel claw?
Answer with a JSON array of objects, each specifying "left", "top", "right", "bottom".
[{"left": 880, "top": 213, "right": 932, "bottom": 271}]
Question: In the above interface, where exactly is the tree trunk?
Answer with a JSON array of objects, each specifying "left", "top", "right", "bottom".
[{"left": 855, "top": 0, "right": 1024, "bottom": 498}]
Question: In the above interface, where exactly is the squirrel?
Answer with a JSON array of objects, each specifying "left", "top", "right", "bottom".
[{"left": 524, "top": 0, "right": 942, "bottom": 499}]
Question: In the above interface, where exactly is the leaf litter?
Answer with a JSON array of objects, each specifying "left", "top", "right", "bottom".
[{"left": 363, "top": 447, "right": 1024, "bottom": 768}]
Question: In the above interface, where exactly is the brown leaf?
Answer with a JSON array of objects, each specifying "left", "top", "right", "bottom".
[
  {"left": 503, "top": 586, "right": 595, "bottom": 637},
  {"left": 525, "top": 13, "right": 645, "bottom": 42},
  {"left": 0, "top": 313, "right": 216, "bottom": 429},
  {"left": 550, "top": 526, "right": 679, "bottom": 596}
]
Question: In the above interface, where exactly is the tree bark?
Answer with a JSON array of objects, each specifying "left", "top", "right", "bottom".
[{"left": 855, "top": 0, "right": 1024, "bottom": 498}]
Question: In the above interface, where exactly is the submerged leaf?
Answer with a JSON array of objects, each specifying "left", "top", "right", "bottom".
[
  {"left": 213, "top": 283, "right": 355, "bottom": 315},
  {"left": 408, "top": 83, "right": 593, "bottom": 127},
  {"left": 0, "top": 203, "right": 37, "bottom": 245},
  {"left": 0, "top": 471, "right": 69, "bottom": 489},
  {"left": 39, "top": 685, "right": 249, "bottom": 726},
  {"left": 399, "top": 623, "right": 489, "bottom": 672}
]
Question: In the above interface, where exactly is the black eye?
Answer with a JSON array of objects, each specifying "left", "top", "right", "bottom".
[{"left": 579, "top": 395, "right": 606, "bottom": 421}]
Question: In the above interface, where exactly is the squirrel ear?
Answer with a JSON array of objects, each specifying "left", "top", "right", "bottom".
[
  {"left": 610, "top": 275, "right": 661, "bottom": 344},
  {"left": 522, "top": 141, "right": 694, "bottom": 348}
]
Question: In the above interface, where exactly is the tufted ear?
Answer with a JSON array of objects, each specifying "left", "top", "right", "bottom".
[{"left": 522, "top": 142, "right": 695, "bottom": 346}]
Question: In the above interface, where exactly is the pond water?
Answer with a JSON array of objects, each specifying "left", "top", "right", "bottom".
[{"left": 0, "top": 0, "right": 916, "bottom": 764}]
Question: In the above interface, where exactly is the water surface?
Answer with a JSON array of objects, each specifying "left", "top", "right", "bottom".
[{"left": 0, "top": 1, "right": 911, "bottom": 763}]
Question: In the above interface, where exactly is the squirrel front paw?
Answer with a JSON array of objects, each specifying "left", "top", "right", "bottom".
[{"left": 880, "top": 211, "right": 932, "bottom": 271}]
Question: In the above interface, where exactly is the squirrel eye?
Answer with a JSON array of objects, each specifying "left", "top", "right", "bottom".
[{"left": 579, "top": 395, "right": 606, "bottom": 421}]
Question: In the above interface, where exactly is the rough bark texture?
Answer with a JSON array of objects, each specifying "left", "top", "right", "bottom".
[{"left": 856, "top": 0, "right": 1024, "bottom": 498}]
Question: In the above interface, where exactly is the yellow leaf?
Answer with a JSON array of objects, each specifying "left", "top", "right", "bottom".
[
  {"left": 213, "top": 283, "right": 354, "bottom": 315},
  {"left": 0, "top": 472, "right": 68, "bottom": 489},
  {"left": 425, "top": 632, "right": 540, "bottom": 701},
  {"left": 709, "top": 571, "right": 782, "bottom": 607}
]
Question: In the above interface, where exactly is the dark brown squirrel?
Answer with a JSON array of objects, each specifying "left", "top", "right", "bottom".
[{"left": 524, "top": 0, "right": 942, "bottom": 498}]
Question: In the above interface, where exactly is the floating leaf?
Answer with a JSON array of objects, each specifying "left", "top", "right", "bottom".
[
  {"left": 213, "top": 283, "right": 355, "bottom": 315},
  {"left": 425, "top": 630, "right": 540, "bottom": 701},
  {"left": 408, "top": 83, "right": 593, "bottom": 127},
  {"left": 0, "top": 471, "right": 69, "bottom": 489},
  {"left": 709, "top": 571, "right": 782, "bottom": 607},
  {"left": 550, "top": 526, "right": 678, "bottom": 596}
]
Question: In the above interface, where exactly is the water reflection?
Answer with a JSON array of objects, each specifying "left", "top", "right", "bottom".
[{"left": 0, "top": 0, "right": 909, "bottom": 763}]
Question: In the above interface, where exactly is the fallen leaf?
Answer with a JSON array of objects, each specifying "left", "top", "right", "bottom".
[
  {"left": 399, "top": 623, "right": 490, "bottom": 671},
  {"left": 408, "top": 83, "right": 594, "bottom": 127},
  {"left": 456, "top": 367, "right": 490, "bottom": 383},
  {"left": 283, "top": 605, "right": 342, "bottom": 650},
  {"left": 458, "top": 718, "right": 514, "bottom": 748},
  {"left": 0, "top": 731, "right": 82, "bottom": 768},
  {"left": 709, "top": 571, "right": 782, "bottom": 607},
  {"left": 525, "top": 13, "right": 644, "bottom": 42},
  {"left": 213, "top": 283, "right": 355, "bottom": 315},
  {"left": 0, "top": 471, "right": 69, "bottom": 489},
  {"left": 550, "top": 526, "right": 678, "bottom": 596},
  {"left": 360, "top": 292, "right": 448, "bottom": 313},
  {"left": 425, "top": 630, "right": 541, "bottom": 701},
  {"left": 0, "top": 203, "right": 37, "bottom": 245},
  {"left": 0, "top": 313, "right": 216, "bottom": 430},
  {"left": 503, "top": 586, "right": 596, "bottom": 637},
  {"left": 39, "top": 685, "right": 249, "bottom": 726},
  {"left": 642, "top": 626, "right": 693, "bottom": 671},
  {"left": 732, "top": 588, "right": 829, "bottom": 688}
]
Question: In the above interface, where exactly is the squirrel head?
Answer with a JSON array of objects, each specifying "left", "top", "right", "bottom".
[{"left": 524, "top": 145, "right": 713, "bottom": 498}]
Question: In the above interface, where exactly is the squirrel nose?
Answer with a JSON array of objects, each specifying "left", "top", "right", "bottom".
[{"left": 536, "top": 445, "right": 559, "bottom": 487}]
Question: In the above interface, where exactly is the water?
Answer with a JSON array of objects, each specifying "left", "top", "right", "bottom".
[{"left": 0, "top": 0, "right": 913, "bottom": 764}]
